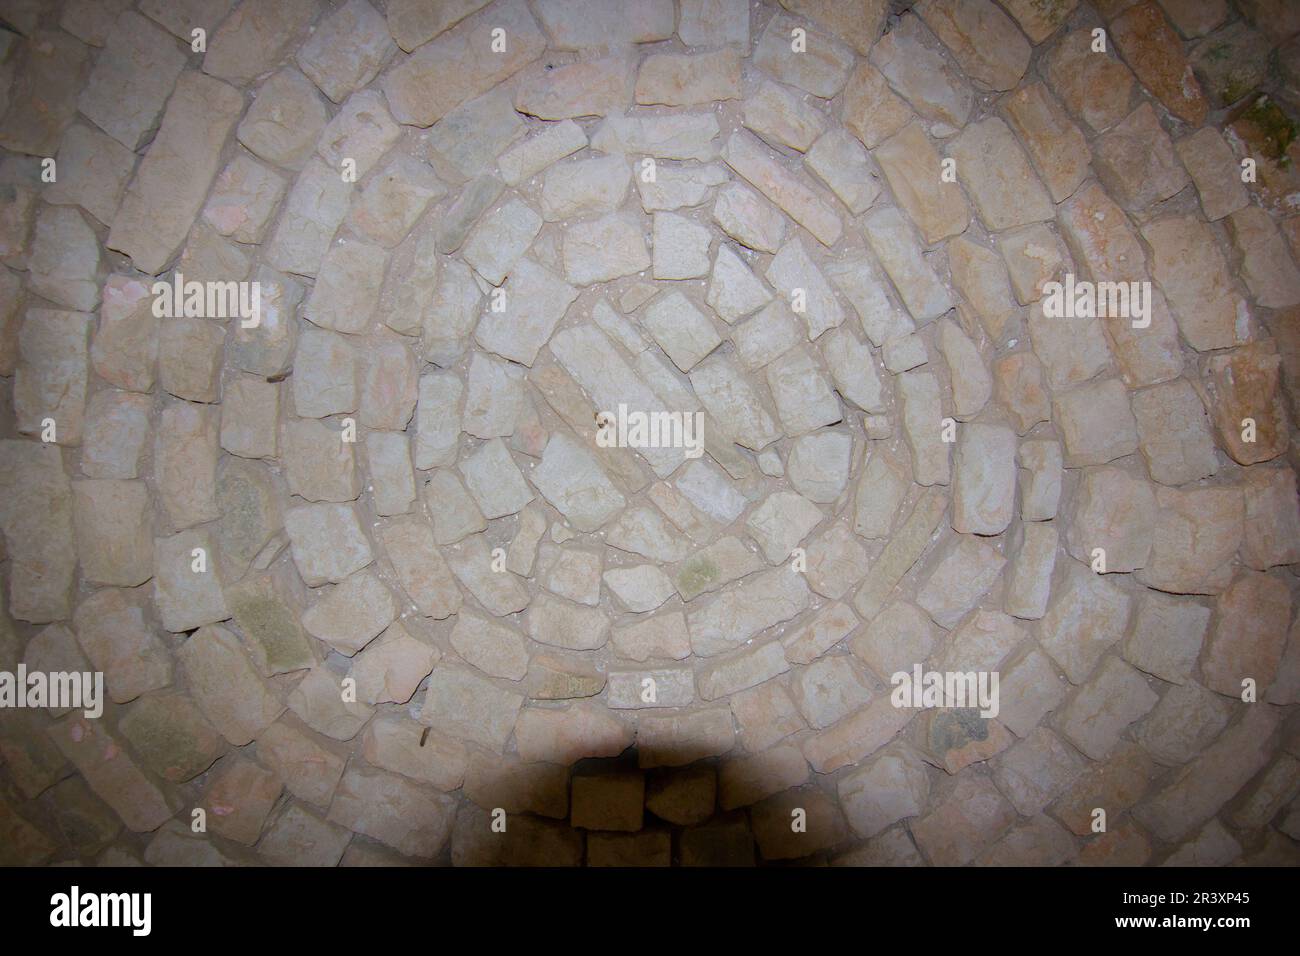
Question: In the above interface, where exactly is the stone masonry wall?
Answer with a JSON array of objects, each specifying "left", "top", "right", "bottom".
[{"left": 0, "top": 0, "right": 1299, "bottom": 866}]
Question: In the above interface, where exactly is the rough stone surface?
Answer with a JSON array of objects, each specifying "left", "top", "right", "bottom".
[{"left": 1, "top": 0, "right": 1291, "bottom": 869}]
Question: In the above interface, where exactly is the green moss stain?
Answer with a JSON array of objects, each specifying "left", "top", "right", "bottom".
[
  {"left": 1029, "top": 0, "right": 1069, "bottom": 23},
  {"left": 1241, "top": 96, "right": 1298, "bottom": 163},
  {"left": 929, "top": 708, "right": 989, "bottom": 755},
  {"left": 228, "top": 584, "right": 313, "bottom": 674},
  {"left": 676, "top": 557, "right": 720, "bottom": 598},
  {"left": 1205, "top": 41, "right": 1232, "bottom": 63}
]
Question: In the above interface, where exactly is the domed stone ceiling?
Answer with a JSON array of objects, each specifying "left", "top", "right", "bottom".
[{"left": 0, "top": 0, "right": 1298, "bottom": 867}]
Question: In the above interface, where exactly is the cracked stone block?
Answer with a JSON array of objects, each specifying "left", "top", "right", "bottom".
[
  {"left": 853, "top": 487, "right": 950, "bottom": 624},
  {"left": 541, "top": 547, "right": 602, "bottom": 606},
  {"left": 951, "top": 423, "right": 1015, "bottom": 535},
  {"left": 379, "top": 516, "right": 463, "bottom": 618},
  {"left": 838, "top": 745, "right": 929, "bottom": 839},
  {"left": 153, "top": 528, "right": 228, "bottom": 633},
  {"left": 1093, "top": 103, "right": 1189, "bottom": 213},
  {"left": 230, "top": 267, "right": 302, "bottom": 378},
  {"left": 1229, "top": 205, "right": 1300, "bottom": 309},
  {"left": 1131, "top": 379, "right": 1219, "bottom": 485},
  {"left": 198, "top": 755, "right": 280, "bottom": 846},
  {"left": 1004, "top": 522, "right": 1058, "bottom": 621},
  {"left": 1202, "top": 341, "right": 1290, "bottom": 465},
  {"left": 744, "top": 80, "right": 827, "bottom": 153},
  {"left": 787, "top": 431, "right": 852, "bottom": 503},
  {"left": 1136, "top": 682, "right": 1232, "bottom": 766},
  {"left": 940, "top": 608, "right": 1025, "bottom": 673},
  {"left": 14, "top": 308, "right": 90, "bottom": 446},
  {"left": 912, "top": 773, "right": 1015, "bottom": 866},
  {"left": 204, "top": 395, "right": 274, "bottom": 481},
  {"left": 1110, "top": 1, "right": 1208, "bottom": 125},
  {"left": 0, "top": 30, "right": 89, "bottom": 156},
  {"left": 950, "top": 117, "right": 1053, "bottom": 232},
  {"left": 1135, "top": 486, "right": 1242, "bottom": 595},
  {"left": 712, "top": 182, "right": 785, "bottom": 254},
  {"left": 256, "top": 719, "right": 348, "bottom": 807},
  {"left": 46, "top": 715, "right": 179, "bottom": 834},
  {"left": 295, "top": 0, "right": 394, "bottom": 103},
  {"left": 159, "top": 318, "right": 225, "bottom": 404},
  {"left": 78, "top": 11, "right": 185, "bottom": 151},
  {"left": 202, "top": 155, "right": 287, "bottom": 246},
  {"left": 640, "top": 707, "right": 735, "bottom": 768},
  {"left": 637, "top": 162, "right": 728, "bottom": 213},
  {"left": 993, "top": 353, "right": 1049, "bottom": 438},
  {"left": 1241, "top": 466, "right": 1300, "bottom": 570},
  {"left": 917, "top": 0, "right": 1030, "bottom": 92},
  {"left": 349, "top": 155, "right": 446, "bottom": 249},
  {"left": 285, "top": 502, "right": 373, "bottom": 586},
  {"left": 1039, "top": 561, "right": 1132, "bottom": 684},
  {"left": 916, "top": 534, "right": 1006, "bottom": 630},
  {"left": 707, "top": 245, "right": 773, "bottom": 323},
  {"left": 287, "top": 663, "right": 374, "bottom": 741},
  {"left": 315, "top": 92, "right": 400, "bottom": 184},
  {"left": 766, "top": 237, "right": 844, "bottom": 340},
  {"left": 1045, "top": 29, "right": 1135, "bottom": 134},
  {"left": 259, "top": 802, "right": 353, "bottom": 867},
  {"left": 383, "top": 0, "right": 545, "bottom": 126},
  {"left": 362, "top": 716, "right": 466, "bottom": 794},
  {"left": 1059, "top": 657, "right": 1159, "bottom": 761},
  {"left": 499, "top": 120, "right": 587, "bottom": 187},
  {"left": 428, "top": 86, "right": 525, "bottom": 184},
  {"left": 1001, "top": 82, "right": 1089, "bottom": 204},
  {"left": 156, "top": 401, "right": 220, "bottom": 529},
  {"left": 1134, "top": 705, "right": 1279, "bottom": 842},
  {"left": 1200, "top": 571, "right": 1292, "bottom": 698},
  {"left": 203, "top": 0, "right": 319, "bottom": 83},
  {"left": 949, "top": 237, "right": 1018, "bottom": 343},
  {"left": 264, "top": 157, "right": 354, "bottom": 278},
  {"left": 850, "top": 599, "right": 937, "bottom": 687},
  {"left": 863, "top": 207, "right": 953, "bottom": 323},
  {"left": 870, "top": 14, "right": 972, "bottom": 133},
  {"left": 841, "top": 60, "right": 911, "bottom": 152},
  {"left": 637, "top": 49, "right": 741, "bottom": 106},
  {"left": 515, "top": 56, "right": 633, "bottom": 120},
  {"left": 1122, "top": 591, "right": 1210, "bottom": 686},
  {"left": 897, "top": 370, "right": 950, "bottom": 486},
  {"left": 179, "top": 625, "right": 284, "bottom": 746},
  {"left": 790, "top": 656, "right": 873, "bottom": 730},
  {"left": 327, "top": 765, "right": 455, "bottom": 857},
  {"left": 722, "top": 130, "right": 842, "bottom": 247},
  {"left": 119, "top": 692, "right": 225, "bottom": 783},
  {"left": 1019, "top": 442, "right": 1060, "bottom": 522},
  {"left": 1177, "top": 127, "right": 1249, "bottom": 221},
  {"left": 992, "top": 728, "right": 1084, "bottom": 818},
  {"left": 301, "top": 569, "right": 395, "bottom": 656},
  {"left": 1053, "top": 379, "right": 1139, "bottom": 468},
  {"left": 237, "top": 69, "right": 330, "bottom": 171},
  {"left": 46, "top": 124, "right": 135, "bottom": 228},
  {"left": 72, "top": 479, "right": 153, "bottom": 588},
  {"left": 108, "top": 73, "right": 243, "bottom": 275},
  {"left": 1064, "top": 466, "right": 1156, "bottom": 573},
  {"left": 72, "top": 588, "right": 171, "bottom": 704},
  {"left": 480, "top": 256, "right": 577, "bottom": 361}
]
